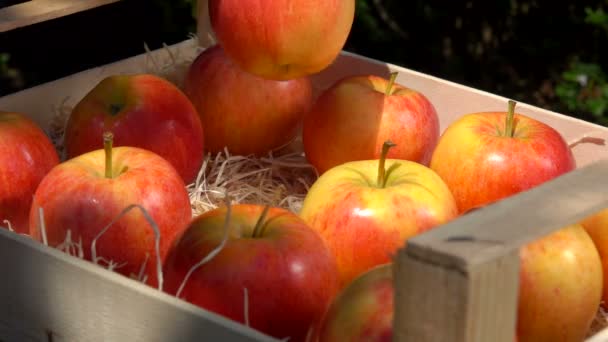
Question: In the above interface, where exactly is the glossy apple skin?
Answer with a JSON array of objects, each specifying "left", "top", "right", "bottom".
[
  {"left": 580, "top": 208, "right": 608, "bottom": 307},
  {"left": 429, "top": 112, "right": 575, "bottom": 213},
  {"left": 184, "top": 45, "right": 313, "bottom": 156},
  {"left": 317, "top": 263, "right": 394, "bottom": 342},
  {"left": 303, "top": 75, "right": 439, "bottom": 175},
  {"left": 517, "top": 224, "right": 602, "bottom": 342},
  {"left": 299, "top": 159, "right": 458, "bottom": 288},
  {"left": 29, "top": 146, "right": 192, "bottom": 288},
  {"left": 162, "top": 204, "right": 340, "bottom": 342},
  {"left": 209, "top": 0, "right": 355, "bottom": 80},
  {"left": 64, "top": 74, "right": 205, "bottom": 184},
  {"left": 0, "top": 111, "right": 59, "bottom": 234}
]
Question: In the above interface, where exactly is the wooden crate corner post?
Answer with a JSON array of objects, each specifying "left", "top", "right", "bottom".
[{"left": 393, "top": 234, "right": 520, "bottom": 341}]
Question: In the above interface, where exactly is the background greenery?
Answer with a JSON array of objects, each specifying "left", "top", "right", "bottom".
[{"left": 1, "top": 0, "right": 607, "bottom": 126}]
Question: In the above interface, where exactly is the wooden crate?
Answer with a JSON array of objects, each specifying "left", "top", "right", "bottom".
[{"left": 1, "top": 1, "right": 608, "bottom": 341}]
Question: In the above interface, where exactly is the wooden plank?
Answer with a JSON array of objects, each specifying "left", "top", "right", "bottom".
[
  {"left": 0, "top": 228, "right": 278, "bottom": 342},
  {"left": 195, "top": 0, "right": 215, "bottom": 47},
  {"left": 393, "top": 158, "right": 608, "bottom": 341},
  {"left": 0, "top": 0, "right": 121, "bottom": 33}
]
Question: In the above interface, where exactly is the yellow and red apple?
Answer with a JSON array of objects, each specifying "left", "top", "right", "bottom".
[
  {"left": 580, "top": 208, "right": 608, "bottom": 307},
  {"left": 184, "top": 44, "right": 313, "bottom": 156},
  {"left": 303, "top": 73, "right": 440, "bottom": 175},
  {"left": 429, "top": 100, "right": 576, "bottom": 214},
  {"left": 29, "top": 133, "right": 192, "bottom": 288},
  {"left": 517, "top": 224, "right": 602, "bottom": 342},
  {"left": 208, "top": 0, "right": 355, "bottom": 80},
  {"left": 316, "top": 263, "right": 394, "bottom": 342},
  {"left": 299, "top": 141, "right": 458, "bottom": 288},
  {"left": 0, "top": 111, "right": 59, "bottom": 234},
  {"left": 162, "top": 203, "right": 340, "bottom": 342},
  {"left": 64, "top": 73, "right": 205, "bottom": 184}
]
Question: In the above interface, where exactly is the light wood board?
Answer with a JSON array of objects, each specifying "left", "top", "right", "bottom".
[
  {"left": 0, "top": 0, "right": 121, "bottom": 33},
  {"left": 0, "top": 228, "right": 277, "bottom": 342}
]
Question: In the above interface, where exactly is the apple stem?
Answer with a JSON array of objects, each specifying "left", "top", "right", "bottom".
[
  {"left": 385, "top": 72, "right": 398, "bottom": 95},
  {"left": 104, "top": 132, "right": 113, "bottom": 179},
  {"left": 251, "top": 204, "right": 271, "bottom": 238},
  {"left": 505, "top": 100, "right": 517, "bottom": 138},
  {"left": 377, "top": 140, "right": 397, "bottom": 188}
]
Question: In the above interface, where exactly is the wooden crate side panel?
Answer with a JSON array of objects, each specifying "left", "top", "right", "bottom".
[{"left": 0, "top": 229, "right": 277, "bottom": 342}]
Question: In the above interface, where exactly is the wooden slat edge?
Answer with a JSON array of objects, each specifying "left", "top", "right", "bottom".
[
  {"left": 0, "top": 228, "right": 277, "bottom": 342},
  {"left": 406, "top": 158, "right": 608, "bottom": 271},
  {"left": 0, "top": 0, "right": 121, "bottom": 33}
]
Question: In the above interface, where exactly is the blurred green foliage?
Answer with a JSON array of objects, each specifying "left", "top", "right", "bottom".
[
  {"left": 0, "top": 52, "right": 22, "bottom": 90},
  {"left": 150, "top": 0, "right": 197, "bottom": 39},
  {"left": 555, "top": 6, "right": 608, "bottom": 124},
  {"left": 345, "top": 0, "right": 608, "bottom": 125}
]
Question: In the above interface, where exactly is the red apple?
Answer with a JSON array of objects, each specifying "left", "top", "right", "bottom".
[
  {"left": 162, "top": 203, "right": 340, "bottom": 342},
  {"left": 184, "top": 44, "right": 313, "bottom": 156},
  {"left": 299, "top": 141, "right": 458, "bottom": 288},
  {"left": 317, "top": 263, "right": 394, "bottom": 342},
  {"left": 429, "top": 100, "right": 576, "bottom": 214},
  {"left": 580, "top": 208, "right": 608, "bottom": 307},
  {"left": 302, "top": 73, "right": 440, "bottom": 175},
  {"left": 517, "top": 224, "right": 602, "bottom": 342},
  {"left": 208, "top": 0, "right": 355, "bottom": 80},
  {"left": 29, "top": 133, "right": 192, "bottom": 288},
  {"left": 0, "top": 111, "right": 59, "bottom": 234},
  {"left": 63, "top": 73, "right": 205, "bottom": 184}
]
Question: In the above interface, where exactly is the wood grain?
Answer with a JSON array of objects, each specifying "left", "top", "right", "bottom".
[
  {"left": 0, "top": 0, "right": 120, "bottom": 33},
  {"left": 0, "top": 229, "right": 277, "bottom": 342},
  {"left": 394, "top": 249, "right": 519, "bottom": 342}
]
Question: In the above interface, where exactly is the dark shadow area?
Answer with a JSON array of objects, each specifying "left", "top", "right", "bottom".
[
  {"left": 0, "top": 0, "right": 196, "bottom": 96},
  {"left": 0, "top": 0, "right": 29, "bottom": 9}
]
